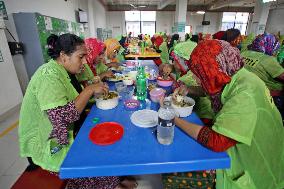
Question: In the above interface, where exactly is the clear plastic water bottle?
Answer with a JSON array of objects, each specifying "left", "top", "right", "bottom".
[
  {"left": 157, "top": 100, "right": 176, "bottom": 145},
  {"left": 136, "top": 66, "right": 147, "bottom": 101}
]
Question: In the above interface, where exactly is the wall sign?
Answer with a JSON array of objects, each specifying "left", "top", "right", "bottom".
[
  {"left": 0, "top": 1, "right": 8, "bottom": 20},
  {"left": 0, "top": 50, "right": 4, "bottom": 62}
]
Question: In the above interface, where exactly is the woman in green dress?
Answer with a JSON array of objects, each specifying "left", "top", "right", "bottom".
[
  {"left": 164, "top": 39, "right": 284, "bottom": 189},
  {"left": 241, "top": 33, "right": 284, "bottom": 117},
  {"left": 19, "top": 34, "right": 136, "bottom": 189}
]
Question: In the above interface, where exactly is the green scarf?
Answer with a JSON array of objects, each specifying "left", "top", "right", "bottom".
[{"left": 174, "top": 41, "right": 197, "bottom": 60}]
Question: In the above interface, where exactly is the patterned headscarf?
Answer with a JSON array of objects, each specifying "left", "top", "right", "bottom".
[
  {"left": 84, "top": 38, "right": 105, "bottom": 74},
  {"left": 190, "top": 40, "right": 243, "bottom": 112},
  {"left": 248, "top": 33, "right": 280, "bottom": 56},
  {"left": 104, "top": 38, "right": 121, "bottom": 59}
]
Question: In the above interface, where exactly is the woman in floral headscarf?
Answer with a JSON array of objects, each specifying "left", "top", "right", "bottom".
[
  {"left": 241, "top": 33, "right": 284, "bottom": 117},
  {"left": 81, "top": 38, "right": 122, "bottom": 79},
  {"left": 163, "top": 40, "right": 284, "bottom": 189},
  {"left": 171, "top": 41, "right": 215, "bottom": 121},
  {"left": 76, "top": 38, "right": 114, "bottom": 84}
]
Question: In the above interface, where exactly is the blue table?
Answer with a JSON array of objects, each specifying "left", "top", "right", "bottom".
[{"left": 59, "top": 60, "right": 230, "bottom": 179}]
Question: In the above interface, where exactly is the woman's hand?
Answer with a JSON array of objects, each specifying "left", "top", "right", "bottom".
[
  {"left": 75, "top": 82, "right": 109, "bottom": 113},
  {"left": 107, "top": 62, "right": 119, "bottom": 68},
  {"left": 88, "top": 82, "right": 109, "bottom": 96},
  {"left": 173, "top": 60, "right": 181, "bottom": 73},
  {"left": 100, "top": 70, "right": 114, "bottom": 79},
  {"left": 173, "top": 84, "right": 189, "bottom": 98}
]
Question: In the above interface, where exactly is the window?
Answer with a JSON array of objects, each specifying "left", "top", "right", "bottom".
[
  {"left": 221, "top": 12, "right": 250, "bottom": 35},
  {"left": 185, "top": 26, "right": 192, "bottom": 34},
  {"left": 125, "top": 11, "right": 156, "bottom": 37}
]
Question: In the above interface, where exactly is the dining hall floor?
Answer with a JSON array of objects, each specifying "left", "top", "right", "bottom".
[{"left": 0, "top": 108, "right": 163, "bottom": 189}]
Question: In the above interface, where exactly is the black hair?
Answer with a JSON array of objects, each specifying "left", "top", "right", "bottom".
[
  {"left": 185, "top": 33, "right": 190, "bottom": 41},
  {"left": 222, "top": 28, "right": 241, "bottom": 43},
  {"left": 168, "top": 34, "right": 179, "bottom": 50},
  {"left": 47, "top": 33, "right": 84, "bottom": 59},
  {"left": 190, "top": 35, "right": 199, "bottom": 43}
]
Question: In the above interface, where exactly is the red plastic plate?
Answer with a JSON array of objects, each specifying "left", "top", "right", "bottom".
[{"left": 89, "top": 122, "right": 124, "bottom": 146}]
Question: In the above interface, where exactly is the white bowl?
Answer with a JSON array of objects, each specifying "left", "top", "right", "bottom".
[
  {"left": 95, "top": 92, "right": 119, "bottom": 110},
  {"left": 170, "top": 96, "right": 195, "bottom": 117},
  {"left": 123, "top": 79, "right": 133, "bottom": 86},
  {"left": 128, "top": 71, "right": 138, "bottom": 81}
]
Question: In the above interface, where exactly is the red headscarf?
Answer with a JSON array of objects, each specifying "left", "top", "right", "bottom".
[
  {"left": 154, "top": 36, "right": 163, "bottom": 48},
  {"left": 213, "top": 31, "right": 225, "bottom": 40},
  {"left": 190, "top": 40, "right": 243, "bottom": 112},
  {"left": 84, "top": 38, "right": 105, "bottom": 74}
]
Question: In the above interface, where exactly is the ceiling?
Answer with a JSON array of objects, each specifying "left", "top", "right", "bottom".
[{"left": 100, "top": 0, "right": 284, "bottom": 12}]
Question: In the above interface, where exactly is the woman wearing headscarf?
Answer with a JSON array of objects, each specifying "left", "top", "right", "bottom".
[
  {"left": 168, "top": 34, "right": 179, "bottom": 54},
  {"left": 212, "top": 31, "right": 225, "bottom": 40},
  {"left": 241, "top": 33, "right": 284, "bottom": 117},
  {"left": 84, "top": 38, "right": 115, "bottom": 81},
  {"left": 222, "top": 28, "right": 241, "bottom": 48},
  {"left": 163, "top": 39, "right": 284, "bottom": 189},
  {"left": 104, "top": 38, "right": 124, "bottom": 64},
  {"left": 88, "top": 38, "right": 121, "bottom": 77},
  {"left": 18, "top": 34, "right": 130, "bottom": 189},
  {"left": 153, "top": 35, "right": 169, "bottom": 66},
  {"left": 172, "top": 41, "right": 215, "bottom": 121}
]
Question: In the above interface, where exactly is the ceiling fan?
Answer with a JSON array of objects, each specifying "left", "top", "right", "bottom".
[
  {"left": 129, "top": 3, "right": 138, "bottom": 9},
  {"left": 129, "top": 3, "right": 147, "bottom": 9}
]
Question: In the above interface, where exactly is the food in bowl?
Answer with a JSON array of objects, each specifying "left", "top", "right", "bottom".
[
  {"left": 157, "top": 76, "right": 174, "bottom": 87},
  {"left": 173, "top": 95, "right": 193, "bottom": 107},
  {"left": 170, "top": 95, "right": 195, "bottom": 117},
  {"left": 102, "top": 91, "right": 119, "bottom": 100},
  {"left": 108, "top": 73, "right": 125, "bottom": 82},
  {"left": 127, "top": 71, "right": 138, "bottom": 81},
  {"left": 96, "top": 91, "right": 119, "bottom": 110},
  {"left": 110, "top": 66, "right": 125, "bottom": 71},
  {"left": 123, "top": 76, "right": 134, "bottom": 86}
]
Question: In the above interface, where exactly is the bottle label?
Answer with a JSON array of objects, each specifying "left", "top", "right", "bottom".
[{"left": 158, "top": 117, "right": 174, "bottom": 127}]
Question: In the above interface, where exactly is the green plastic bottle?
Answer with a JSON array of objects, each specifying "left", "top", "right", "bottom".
[{"left": 136, "top": 66, "right": 147, "bottom": 101}]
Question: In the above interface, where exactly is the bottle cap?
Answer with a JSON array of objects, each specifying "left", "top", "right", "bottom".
[{"left": 163, "top": 100, "right": 171, "bottom": 107}]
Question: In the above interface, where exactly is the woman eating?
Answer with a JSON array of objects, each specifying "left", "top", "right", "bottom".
[
  {"left": 164, "top": 39, "right": 284, "bottom": 189},
  {"left": 19, "top": 33, "right": 137, "bottom": 189},
  {"left": 241, "top": 33, "right": 284, "bottom": 117}
]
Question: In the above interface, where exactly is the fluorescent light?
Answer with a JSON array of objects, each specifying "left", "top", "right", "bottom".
[
  {"left": 263, "top": 0, "right": 276, "bottom": 2},
  {"left": 139, "top": 5, "right": 146, "bottom": 8},
  {"left": 196, "top": 11, "right": 205, "bottom": 14}
]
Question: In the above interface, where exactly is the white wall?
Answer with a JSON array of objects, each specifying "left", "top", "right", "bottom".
[
  {"left": 3, "top": 0, "right": 87, "bottom": 22},
  {"left": 0, "top": 20, "right": 23, "bottom": 117},
  {"left": 2, "top": 0, "right": 94, "bottom": 94},
  {"left": 106, "top": 11, "right": 125, "bottom": 37},
  {"left": 266, "top": 5, "right": 284, "bottom": 34},
  {"left": 156, "top": 11, "right": 175, "bottom": 34},
  {"left": 186, "top": 12, "right": 222, "bottom": 34},
  {"left": 88, "top": 0, "right": 107, "bottom": 37},
  {"left": 106, "top": 11, "right": 222, "bottom": 36}
]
